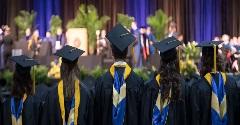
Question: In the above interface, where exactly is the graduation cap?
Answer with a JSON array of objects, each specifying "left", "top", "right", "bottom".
[
  {"left": 106, "top": 23, "right": 135, "bottom": 52},
  {"left": 55, "top": 45, "right": 85, "bottom": 62},
  {"left": 153, "top": 37, "right": 182, "bottom": 61},
  {"left": 196, "top": 41, "right": 223, "bottom": 72},
  {"left": 10, "top": 55, "right": 38, "bottom": 71},
  {"left": 196, "top": 41, "right": 223, "bottom": 47}
]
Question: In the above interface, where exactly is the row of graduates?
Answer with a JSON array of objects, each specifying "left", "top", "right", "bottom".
[{"left": 1, "top": 24, "right": 240, "bottom": 125}]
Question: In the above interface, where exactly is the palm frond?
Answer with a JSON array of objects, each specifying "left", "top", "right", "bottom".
[{"left": 147, "top": 9, "right": 171, "bottom": 41}]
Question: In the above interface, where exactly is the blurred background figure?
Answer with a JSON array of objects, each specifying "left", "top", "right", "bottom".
[
  {"left": 0, "top": 27, "right": 4, "bottom": 70},
  {"left": 0, "top": 25, "right": 13, "bottom": 70},
  {"left": 166, "top": 21, "right": 179, "bottom": 38},
  {"left": 96, "top": 30, "right": 108, "bottom": 56},
  {"left": 25, "top": 28, "right": 31, "bottom": 41},
  {"left": 222, "top": 34, "right": 230, "bottom": 48},
  {"left": 55, "top": 27, "right": 65, "bottom": 49},
  {"left": 28, "top": 29, "right": 41, "bottom": 59},
  {"left": 213, "top": 36, "right": 220, "bottom": 41},
  {"left": 131, "top": 21, "right": 142, "bottom": 68},
  {"left": 43, "top": 31, "right": 53, "bottom": 42},
  {"left": 146, "top": 26, "right": 157, "bottom": 55},
  {"left": 19, "top": 27, "right": 32, "bottom": 43},
  {"left": 139, "top": 26, "right": 150, "bottom": 63}
]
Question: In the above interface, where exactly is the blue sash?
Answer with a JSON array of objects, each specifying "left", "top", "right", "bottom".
[
  {"left": 152, "top": 74, "right": 170, "bottom": 125},
  {"left": 205, "top": 72, "right": 228, "bottom": 125},
  {"left": 152, "top": 104, "right": 169, "bottom": 125},
  {"left": 11, "top": 98, "right": 24, "bottom": 120},
  {"left": 11, "top": 94, "right": 27, "bottom": 125},
  {"left": 112, "top": 69, "right": 126, "bottom": 125},
  {"left": 58, "top": 80, "right": 80, "bottom": 125},
  {"left": 68, "top": 98, "right": 75, "bottom": 125},
  {"left": 110, "top": 62, "right": 131, "bottom": 125}
]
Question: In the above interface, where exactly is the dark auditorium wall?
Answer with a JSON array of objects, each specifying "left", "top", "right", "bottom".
[{"left": 0, "top": 0, "right": 239, "bottom": 42}]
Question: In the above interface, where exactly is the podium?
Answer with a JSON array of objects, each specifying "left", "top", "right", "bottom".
[{"left": 66, "top": 28, "right": 88, "bottom": 56}]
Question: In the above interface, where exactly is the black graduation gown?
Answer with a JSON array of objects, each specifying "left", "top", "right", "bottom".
[
  {"left": 190, "top": 74, "right": 240, "bottom": 125},
  {"left": 140, "top": 74, "right": 187, "bottom": 125},
  {"left": 94, "top": 70, "right": 144, "bottom": 125},
  {"left": 35, "top": 84, "right": 49, "bottom": 103},
  {"left": 184, "top": 73, "right": 201, "bottom": 125},
  {"left": 44, "top": 82, "right": 94, "bottom": 125},
  {"left": 0, "top": 95, "right": 42, "bottom": 125},
  {"left": 0, "top": 98, "right": 2, "bottom": 124}
]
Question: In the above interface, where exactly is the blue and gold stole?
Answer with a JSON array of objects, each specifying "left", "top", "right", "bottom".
[
  {"left": 110, "top": 61, "right": 131, "bottom": 125},
  {"left": 152, "top": 74, "right": 171, "bottom": 125},
  {"left": 58, "top": 80, "right": 80, "bottom": 125},
  {"left": 204, "top": 72, "right": 227, "bottom": 125},
  {"left": 11, "top": 94, "right": 27, "bottom": 125}
]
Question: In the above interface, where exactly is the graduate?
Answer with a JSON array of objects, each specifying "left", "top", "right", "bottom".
[
  {"left": 44, "top": 45, "right": 94, "bottom": 125},
  {"left": 140, "top": 37, "right": 187, "bottom": 125},
  {"left": 190, "top": 41, "right": 240, "bottom": 125},
  {"left": 94, "top": 24, "right": 144, "bottom": 125},
  {"left": 0, "top": 55, "right": 43, "bottom": 125}
]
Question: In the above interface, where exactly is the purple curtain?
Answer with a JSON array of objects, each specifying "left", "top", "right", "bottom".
[
  {"left": 34, "top": 0, "right": 61, "bottom": 37},
  {"left": 194, "top": 0, "right": 222, "bottom": 42}
]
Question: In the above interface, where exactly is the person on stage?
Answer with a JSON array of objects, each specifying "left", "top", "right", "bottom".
[
  {"left": 25, "top": 28, "right": 31, "bottom": 41},
  {"left": 141, "top": 37, "right": 187, "bottom": 125},
  {"left": 139, "top": 26, "right": 150, "bottom": 63},
  {"left": 0, "top": 55, "right": 43, "bottom": 125},
  {"left": 44, "top": 45, "right": 94, "bottom": 125},
  {"left": 28, "top": 29, "right": 41, "bottom": 59},
  {"left": 166, "top": 21, "right": 179, "bottom": 38},
  {"left": 94, "top": 24, "right": 144, "bottom": 125},
  {"left": 131, "top": 21, "right": 142, "bottom": 68},
  {"left": 146, "top": 26, "right": 157, "bottom": 55},
  {"left": 0, "top": 25, "right": 13, "bottom": 69},
  {"left": 190, "top": 41, "right": 240, "bottom": 125},
  {"left": 53, "top": 27, "right": 66, "bottom": 51}
]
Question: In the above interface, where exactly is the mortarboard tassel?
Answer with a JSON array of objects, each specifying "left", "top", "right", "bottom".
[{"left": 213, "top": 45, "right": 217, "bottom": 73}]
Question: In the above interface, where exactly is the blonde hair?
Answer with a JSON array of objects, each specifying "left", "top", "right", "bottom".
[{"left": 28, "top": 31, "right": 39, "bottom": 50}]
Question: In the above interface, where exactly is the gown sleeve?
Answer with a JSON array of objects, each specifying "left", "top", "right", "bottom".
[
  {"left": 86, "top": 85, "right": 94, "bottom": 125},
  {"left": 225, "top": 75, "right": 240, "bottom": 124},
  {"left": 0, "top": 99, "right": 2, "bottom": 125},
  {"left": 38, "top": 92, "right": 50, "bottom": 125},
  {"left": 140, "top": 80, "right": 154, "bottom": 125},
  {"left": 93, "top": 77, "right": 103, "bottom": 125},
  {"left": 190, "top": 81, "right": 201, "bottom": 125}
]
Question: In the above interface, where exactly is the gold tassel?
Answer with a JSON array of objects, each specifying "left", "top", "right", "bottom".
[
  {"left": 213, "top": 45, "right": 217, "bottom": 73},
  {"left": 33, "top": 66, "right": 36, "bottom": 94}
]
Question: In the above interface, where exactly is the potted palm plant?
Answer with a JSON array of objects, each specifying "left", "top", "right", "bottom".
[
  {"left": 49, "top": 15, "right": 62, "bottom": 36},
  {"left": 67, "top": 4, "right": 110, "bottom": 55},
  {"left": 147, "top": 9, "right": 171, "bottom": 41},
  {"left": 14, "top": 10, "right": 36, "bottom": 38},
  {"left": 117, "top": 13, "right": 134, "bottom": 29}
]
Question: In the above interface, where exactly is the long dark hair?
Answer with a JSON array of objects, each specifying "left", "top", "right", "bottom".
[
  {"left": 159, "top": 49, "right": 181, "bottom": 101},
  {"left": 60, "top": 59, "right": 80, "bottom": 99},
  {"left": 200, "top": 47, "right": 225, "bottom": 76},
  {"left": 11, "top": 67, "right": 33, "bottom": 98}
]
